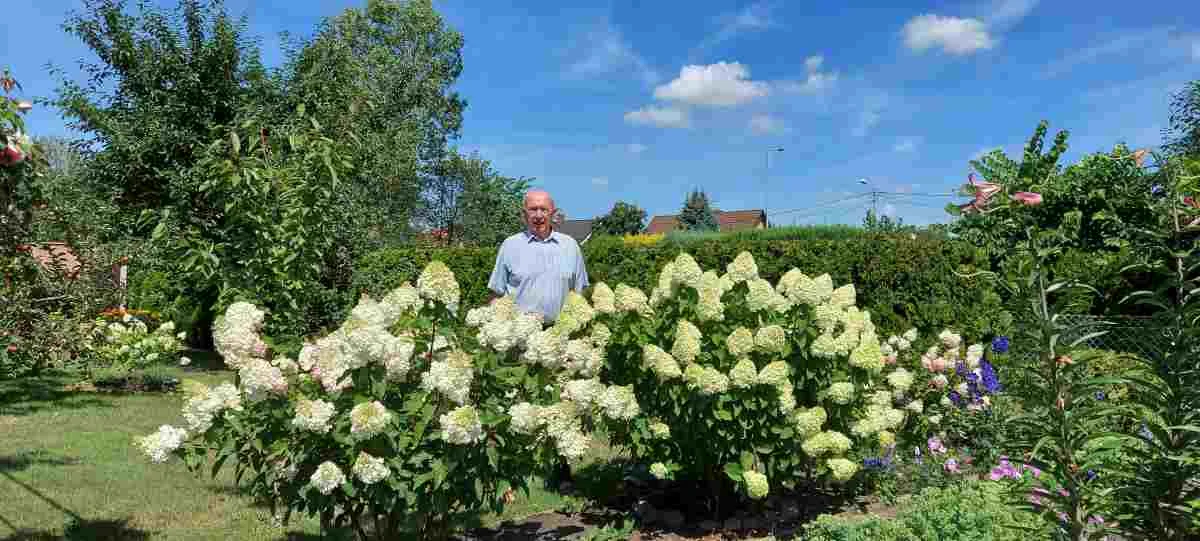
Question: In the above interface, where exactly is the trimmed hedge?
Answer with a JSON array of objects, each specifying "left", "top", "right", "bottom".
[{"left": 351, "top": 235, "right": 1009, "bottom": 338}]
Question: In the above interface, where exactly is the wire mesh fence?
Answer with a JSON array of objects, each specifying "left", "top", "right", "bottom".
[{"left": 1004, "top": 314, "right": 1170, "bottom": 393}]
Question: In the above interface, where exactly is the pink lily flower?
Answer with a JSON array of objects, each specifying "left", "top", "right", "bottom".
[{"left": 1012, "top": 192, "right": 1043, "bottom": 206}]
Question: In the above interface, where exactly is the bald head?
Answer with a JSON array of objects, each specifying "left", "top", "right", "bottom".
[{"left": 522, "top": 189, "right": 556, "bottom": 239}]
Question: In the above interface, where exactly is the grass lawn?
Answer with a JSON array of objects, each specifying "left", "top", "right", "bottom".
[{"left": 0, "top": 355, "right": 590, "bottom": 540}]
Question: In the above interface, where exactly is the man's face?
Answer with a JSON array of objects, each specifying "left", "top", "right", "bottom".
[{"left": 523, "top": 192, "right": 555, "bottom": 238}]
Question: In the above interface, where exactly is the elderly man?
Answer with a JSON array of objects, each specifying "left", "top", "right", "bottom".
[{"left": 488, "top": 189, "right": 589, "bottom": 324}]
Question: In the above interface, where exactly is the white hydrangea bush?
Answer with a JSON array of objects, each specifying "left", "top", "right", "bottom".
[
  {"left": 137, "top": 261, "right": 633, "bottom": 539},
  {"left": 591, "top": 251, "right": 895, "bottom": 501}
]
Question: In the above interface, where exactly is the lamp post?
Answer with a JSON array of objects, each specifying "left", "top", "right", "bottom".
[
  {"left": 763, "top": 147, "right": 784, "bottom": 226},
  {"left": 858, "top": 178, "right": 878, "bottom": 219}
]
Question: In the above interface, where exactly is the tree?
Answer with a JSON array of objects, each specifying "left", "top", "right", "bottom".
[
  {"left": 419, "top": 150, "right": 528, "bottom": 246},
  {"left": 593, "top": 201, "right": 646, "bottom": 236},
  {"left": 678, "top": 189, "right": 718, "bottom": 232},
  {"left": 948, "top": 121, "right": 1158, "bottom": 315},
  {"left": 52, "top": 0, "right": 272, "bottom": 233},
  {"left": 283, "top": 0, "right": 467, "bottom": 245},
  {"left": 1165, "top": 80, "right": 1200, "bottom": 158}
]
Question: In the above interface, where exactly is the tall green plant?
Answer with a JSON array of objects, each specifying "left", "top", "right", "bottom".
[
  {"left": 1111, "top": 154, "right": 1200, "bottom": 540},
  {"left": 963, "top": 185, "right": 1131, "bottom": 540}
]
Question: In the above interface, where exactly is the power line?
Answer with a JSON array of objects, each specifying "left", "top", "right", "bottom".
[{"left": 766, "top": 193, "right": 874, "bottom": 217}]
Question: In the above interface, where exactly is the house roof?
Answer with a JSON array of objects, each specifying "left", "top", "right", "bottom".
[
  {"left": 17, "top": 241, "right": 82, "bottom": 279},
  {"left": 645, "top": 209, "right": 766, "bottom": 234},
  {"left": 557, "top": 219, "right": 595, "bottom": 242}
]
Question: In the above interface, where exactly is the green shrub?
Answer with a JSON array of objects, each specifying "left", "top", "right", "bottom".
[
  {"left": 803, "top": 482, "right": 1045, "bottom": 541},
  {"left": 353, "top": 235, "right": 1008, "bottom": 338}
]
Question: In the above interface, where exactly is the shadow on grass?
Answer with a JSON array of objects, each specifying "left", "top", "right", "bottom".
[
  {"left": 0, "top": 376, "right": 112, "bottom": 417},
  {"left": 462, "top": 519, "right": 587, "bottom": 541},
  {"left": 0, "top": 451, "right": 80, "bottom": 473},
  {"left": 0, "top": 518, "right": 151, "bottom": 541}
]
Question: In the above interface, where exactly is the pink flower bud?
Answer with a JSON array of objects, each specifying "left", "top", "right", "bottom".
[{"left": 1, "top": 143, "right": 24, "bottom": 165}]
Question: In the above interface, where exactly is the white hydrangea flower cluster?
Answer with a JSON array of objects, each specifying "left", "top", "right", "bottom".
[
  {"left": 614, "top": 284, "right": 652, "bottom": 315},
  {"left": 696, "top": 271, "right": 726, "bottom": 322},
  {"left": 793, "top": 406, "right": 827, "bottom": 437},
  {"left": 754, "top": 325, "right": 787, "bottom": 354},
  {"left": 416, "top": 261, "right": 461, "bottom": 312},
  {"left": 670, "top": 320, "right": 702, "bottom": 364},
  {"left": 649, "top": 420, "right": 671, "bottom": 439},
  {"left": 643, "top": 344, "right": 682, "bottom": 381},
  {"left": 743, "top": 470, "right": 769, "bottom": 499},
  {"left": 239, "top": 359, "right": 288, "bottom": 402},
  {"left": 181, "top": 382, "right": 242, "bottom": 432},
  {"left": 825, "top": 381, "right": 855, "bottom": 405},
  {"left": 292, "top": 398, "right": 337, "bottom": 434},
  {"left": 212, "top": 301, "right": 267, "bottom": 369},
  {"left": 729, "top": 357, "right": 758, "bottom": 388},
  {"left": 850, "top": 402, "right": 906, "bottom": 438},
  {"left": 726, "top": 251, "right": 759, "bottom": 283},
  {"left": 563, "top": 338, "right": 604, "bottom": 378},
  {"left": 138, "top": 425, "right": 188, "bottom": 463},
  {"left": 352, "top": 452, "right": 390, "bottom": 485},
  {"left": 683, "top": 364, "right": 730, "bottom": 396},
  {"left": 420, "top": 350, "right": 475, "bottom": 405},
  {"left": 556, "top": 292, "right": 597, "bottom": 335},
  {"left": 349, "top": 401, "right": 393, "bottom": 441},
  {"left": 440, "top": 405, "right": 484, "bottom": 445},
  {"left": 591, "top": 283, "right": 616, "bottom": 314},
  {"left": 309, "top": 461, "right": 346, "bottom": 495},
  {"left": 650, "top": 462, "right": 670, "bottom": 479},
  {"left": 802, "top": 430, "right": 852, "bottom": 456},
  {"left": 886, "top": 368, "right": 914, "bottom": 391},
  {"left": 779, "top": 272, "right": 834, "bottom": 307},
  {"left": 467, "top": 295, "right": 543, "bottom": 353},
  {"left": 827, "top": 458, "right": 859, "bottom": 481},
  {"left": 726, "top": 327, "right": 755, "bottom": 356},
  {"left": 756, "top": 361, "right": 790, "bottom": 387}
]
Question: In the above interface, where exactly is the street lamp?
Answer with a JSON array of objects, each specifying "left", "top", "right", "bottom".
[
  {"left": 763, "top": 147, "right": 784, "bottom": 226},
  {"left": 858, "top": 178, "right": 878, "bottom": 218}
]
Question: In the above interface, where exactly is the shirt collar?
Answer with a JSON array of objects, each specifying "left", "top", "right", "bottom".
[{"left": 524, "top": 230, "right": 559, "bottom": 243}]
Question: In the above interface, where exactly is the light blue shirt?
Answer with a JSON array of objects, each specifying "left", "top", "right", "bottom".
[{"left": 488, "top": 230, "right": 589, "bottom": 323}]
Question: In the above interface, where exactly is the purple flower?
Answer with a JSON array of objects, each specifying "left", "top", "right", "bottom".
[
  {"left": 980, "top": 360, "right": 1002, "bottom": 394},
  {"left": 1139, "top": 423, "right": 1155, "bottom": 442},
  {"left": 1086, "top": 469, "right": 1098, "bottom": 481},
  {"left": 944, "top": 458, "right": 960, "bottom": 474},
  {"left": 956, "top": 361, "right": 970, "bottom": 379},
  {"left": 948, "top": 390, "right": 963, "bottom": 406},
  {"left": 927, "top": 436, "right": 947, "bottom": 454},
  {"left": 991, "top": 336, "right": 1010, "bottom": 353},
  {"left": 1094, "top": 391, "right": 1106, "bottom": 401}
]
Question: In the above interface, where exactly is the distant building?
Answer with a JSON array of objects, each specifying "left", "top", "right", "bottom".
[
  {"left": 557, "top": 219, "right": 595, "bottom": 244},
  {"left": 645, "top": 209, "right": 768, "bottom": 235}
]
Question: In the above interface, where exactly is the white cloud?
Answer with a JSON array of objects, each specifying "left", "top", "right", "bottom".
[
  {"left": 851, "top": 93, "right": 889, "bottom": 137},
  {"left": 893, "top": 137, "right": 919, "bottom": 153},
  {"left": 902, "top": 14, "right": 995, "bottom": 55},
  {"left": 749, "top": 114, "right": 784, "bottom": 135},
  {"left": 591, "top": 176, "right": 610, "bottom": 187},
  {"left": 691, "top": 2, "right": 777, "bottom": 59},
  {"left": 565, "top": 20, "right": 658, "bottom": 85},
  {"left": 627, "top": 143, "right": 648, "bottom": 154},
  {"left": 984, "top": 0, "right": 1039, "bottom": 27},
  {"left": 1043, "top": 28, "right": 1199, "bottom": 78},
  {"left": 779, "top": 55, "right": 839, "bottom": 94},
  {"left": 653, "top": 62, "right": 770, "bottom": 107},
  {"left": 624, "top": 106, "right": 690, "bottom": 128}
]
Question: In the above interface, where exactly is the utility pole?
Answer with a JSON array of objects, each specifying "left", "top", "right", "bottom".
[
  {"left": 858, "top": 178, "right": 879, "bottom": 219},
  {"left": 763, "top": 147, "right": 784, "bottom": 226}
]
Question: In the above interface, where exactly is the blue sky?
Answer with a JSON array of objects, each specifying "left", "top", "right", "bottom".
[{"left": 4, "top": 0, "right": 1198, "bottom": 226}]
